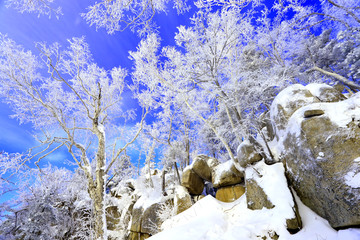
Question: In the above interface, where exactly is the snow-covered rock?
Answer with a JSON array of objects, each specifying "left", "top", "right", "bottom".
[
  {"left": 274, "top": 84, "right": 360, "bottom": 228},
  {"left": 306, "top": 83, "right": 346, "bottom": 102},
  {"left": 174, "top": 186, "right": 192, "bottom": 215},
  {"left": 270, "top": 84, "right": 320, "bottom": 137},
  {"left": 130, "top": 195, "right": 173, "bottom": 238},
  {"left": 245, "top": 161, "right": 302, "bottom": 233},
  {"left": 212, "top": 160, "right": 244, "bottom": 188},
  {"left": 235, "top": 139, "right": 263, "bottom": 168}
]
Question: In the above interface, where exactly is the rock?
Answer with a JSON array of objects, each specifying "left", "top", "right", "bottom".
[
  {"left": 130, "top": 205, "right": 143, "bottom": 233},
  {"left": 120, "top": 200, "right": 136, "bottom": 233},
  {"left": 192, "top": 155, "right": 212, "bottom": 181},
  {"left": 270, "top": 84, "right": 319, "bottom": 135},
  {"left": 174, "top": 186, "right": 193, "bottom": 215},
  {"left": 141, "top": 202, "right": 168, "bottom": 235},
  {"left": 106, "top": 206, "right": 121, "bottom": 231},
  {"left": 306, "top": 83, "right": 346, "bottom": 102},
  {"left": 246, "top": 179, "right": 274, "bottom": 210},
  {"left": 129, "top": 232, "right": 150, "bottom": 240},
  {"left": 206, "top": 156, "right": 220, "bottom": 168},
  {"left": 216, "top": 184, "right": 245, "bottom": 202},
  {"left": 259, "top": 111, "right": 275, "bottom": 141},
  {"left": 212, "top": 160, "right": 244, "bottom": 188},
  {"left": 181, "top": 168, "right": 204, "bottom": 195},
  {"left": 193, "top": 195, "right": 205, "bottom": 203},
  {"left": 303, "top": 109, "right": 324, "bottom": 118},
  {"left": 130, "top": 196, "right": 173, "bottom": 237},
  {"left": 245, "top": 161, "right": 302, "bottom": 233},
  {"left": 286, "top": 200, "right": 303, "bottom": 234},
  {"left": 280, "top": 92, "right": 360, "bottom": 228},
  {"left": 236, "top": 139, "right": 263, "bottom": 168}
]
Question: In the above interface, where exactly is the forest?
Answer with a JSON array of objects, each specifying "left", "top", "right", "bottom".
[{"left": 0, "top": 0, "right": 359, "bottom": 239}]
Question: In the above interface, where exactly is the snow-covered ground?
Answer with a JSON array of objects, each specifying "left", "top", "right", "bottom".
[{"left": 148, "top": 193, "right": 360, "bottom": 240}]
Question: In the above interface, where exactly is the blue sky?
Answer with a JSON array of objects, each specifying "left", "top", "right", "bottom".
[{"left": 0, "top": 0, "right": 196, "bottom": 164}]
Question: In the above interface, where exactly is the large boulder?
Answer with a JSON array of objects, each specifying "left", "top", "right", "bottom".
[
  {"left": 216, "top": 184, "right": 245, "bottom": 202},
  {"left": 191, "top": 155, "right": 213, "bottom": 181},
  {"left": 130, "top": 196, "right": 173, "bottom": 237},
  {"left": 270, "top": 83, "right": 346, "bottom": 138},
  {"left": 246, "top": 179, "right": 274, "bottom": 210},
  {"left": 245, "top": 161, "right": 302, "bottom": 233},
  {"left": 270, "top": 84, "right": 319, "bottom": 136},
  {"left": 212, "top": 160, "right": 244, "bottom": 188},
  {"left": 279, "top": 89, "right": 360, "bottom": 228},
  {"left": 130, "top": 205, "right": 143, "bottom": 233},
  {"left": 181, "top": 168, "right": 204, "bottom": 195},
  {"left": 305, "top": 83, "right": 346, "bottom": 102},
  {"left": 236, "top": 139, "right": 263, "bottom": 168},
  {"left": 106, "top": 206, "right": 121, "bottom": 231},
  {"left": 174, "top": 186, "right": 193, "bottom": 215},
  {"left": 142, "top": 201, "right": 171, "bottom": 235}
]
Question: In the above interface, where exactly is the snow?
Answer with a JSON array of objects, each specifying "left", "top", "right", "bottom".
[
  {"left": 148, "top": 161, "right": 360, "bottom": 240},
  {"left": 305, "top": 83, "right": 333, "bottom": 98},
  {"left": 206, "top": 157, "right": 219, "bottom": 168},
  {"left": 270, "top": 84, "right": 317, "bottom": 126},
  {"left": 212, "top": 160, "right": 234, "bottom": 186},
  {"left": 174, "top": 185, "right": 188, "bottom": 199},
  {"left": 246, "top": 161, "right": 295, "bottom": 221},
  {"left": 97, "top": 124, "right": 105, "bottom": 134},
  {"left": 345, "top": 171, "right": 360, "bottom": 188}
]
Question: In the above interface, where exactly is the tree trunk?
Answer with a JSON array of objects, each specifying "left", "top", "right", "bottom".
[
  {"left": 161, "top": 169, "right": 167, "bottom": 196},
  {"left": 92, "top": 124, "right": 107, "bottom": 239},
  {"left": 174, "top": 162, "right": 181, "bottom": 185}
]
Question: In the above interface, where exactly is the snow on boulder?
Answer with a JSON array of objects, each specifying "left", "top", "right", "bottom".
[
  {"left": 174, "top": 185, "right": 192, "bottom": 215},
  {"left": 270, "top": 84, "right": 319, "bottom": 137},
  {"left": 245, "top": 161, "right": 302, "bottom": 233},
  {"left": 270, "top": 83, "right": 346, "bottom": 139},
  {"left": 279, "top": 89, "right": 360, "bottom": 228},
  {"left": 305, "top": 83, "right": 346, "bottom": 103},
  {"left": 130, "top": 194, "right": 173, "bottom": 238},
  {"left": 235, "top": 139, "right": 263, "bottom": 168},
  {"left": 212, "top": 160, "right": 244, "bottom": 188}
]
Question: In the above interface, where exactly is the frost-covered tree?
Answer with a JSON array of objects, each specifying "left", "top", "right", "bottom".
[
  {"left": 82, "top": 0, "right": 191, "bottom": 35},
  {"left": 289, "top": 0, "right": 360, "bottom": 91},
  {"left": 5, "top": 0, "right": 62, "bottom": 18},
  {"left": 0, "top": 166, "right": 93, "bottom": 240},
  {"left": 130, "top": 8, "right": 298, "bottom": 161},
  {"left": 259, "top": 0, "right": 360, "bottom": 91},
  {"left": 5, "top": 0, "right": 191, "bottom": 35},
  {"left": 0, "top": 35, "right": 146, "bottom": 239}
]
